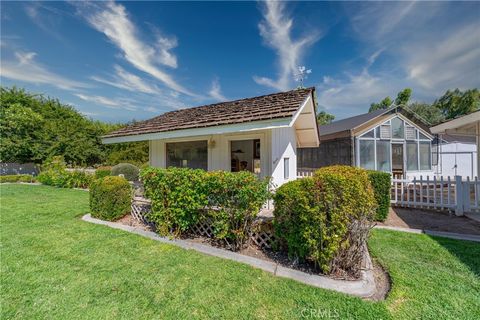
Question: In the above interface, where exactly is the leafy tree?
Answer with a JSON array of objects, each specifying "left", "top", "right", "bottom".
[
  {"left": 394, "top": 88, "right": 412, "bottom": 106},
  {"left": 369, "top": 96, "right": 392, "bottom": 112},
  {"left": 369, "top": 88, "right": 413, "bottom": 112},
  {"left": 316, "top": 111, "right": 335, "bottom": 125},
  {"left": 433, "top": 88, "right": 479, "bottom": 120},
  {"left": 0, "top": 87, "right": 148, "bottom": 166},
  {"left": 407, "top": 102, "right": 445, "bottom": 126}
]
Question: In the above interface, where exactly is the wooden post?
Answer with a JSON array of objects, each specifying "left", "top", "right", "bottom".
[{"left": 455, "top": 175, "right": 464, "bottom": 216}]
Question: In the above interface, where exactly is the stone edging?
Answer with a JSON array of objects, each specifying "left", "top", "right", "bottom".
[
  {"left": 82, "top": 214, "right": 376, "bottom": 298},
  {"left": 375, "top": 225, "right": 480, "bottom": 242}
]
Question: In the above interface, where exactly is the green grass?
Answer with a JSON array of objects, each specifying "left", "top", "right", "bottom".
[{"left": 1, "top": 185, "right": 479, "bottom": 319}]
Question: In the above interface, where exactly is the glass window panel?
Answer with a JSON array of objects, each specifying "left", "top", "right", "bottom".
[
  {"left": 284, "top": 158, "right": 290, "bottom": 179},
  {"left": 359, "top": 140, "right": 375, "bottom": 170},
  {"left": 380, "top": 125, "right": 391, "bottom": 139},
  {"left": 391, "top": 117, "right": 404, "bottom": 139},
  {"left": 375, "top": 126, "right": 380, "bottom": 138},
  {"left": 406, "top": 142, "right": 418, "bottom": 171},
  {"left": 419, "top": 142, "right": 431, "bottom": 170},
  {"left": 376, "top": 141, "right": 391, "bottom": 172},
  {"left": 166, "top": 141, "right": 208, "bottom": 170},
  {"left": 361, "top": 129, "right": 374, "bottom": 138},
  {"left": 419, "top": 132, "right": 429, "bottom": 140},
  {"left": 405, "top": 126, "right": 416, "bottom": 140}
]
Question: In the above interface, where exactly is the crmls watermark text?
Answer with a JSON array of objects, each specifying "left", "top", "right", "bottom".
[{"left": 300, "top": 308, "right": 340, "bottom": 319}]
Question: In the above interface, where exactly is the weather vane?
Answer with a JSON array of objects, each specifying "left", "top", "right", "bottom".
[{"left": 294, "top": 66, "right": 312, "bottom": 88}]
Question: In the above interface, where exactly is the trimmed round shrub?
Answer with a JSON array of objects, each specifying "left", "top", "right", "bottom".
[
  {"left": 367, "top": 170, "right": 391, "bottom": 221},
  {"left": 273, "top": 165, "right": 377, "bottom": 274},
  {"left": 90, "top": 176, "right": 131, "bottom": 221},
  {"left": 111, "top": 163, "right": 139, "bottom": 181},
  {"left": 95, "top": 166, "right": 112, "bottom": 179}
]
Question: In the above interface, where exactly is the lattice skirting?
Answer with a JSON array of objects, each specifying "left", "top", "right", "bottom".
[
  {"left": 131, "top": 198, "right": 154, "bottom": 227},
  {"left": 130, "top": 199, "right": 276, "bottom": 250}
]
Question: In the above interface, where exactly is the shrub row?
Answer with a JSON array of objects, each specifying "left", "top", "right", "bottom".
[
  {"left": 141, "top": 167, "right": 271, "bottom": 250},
  {"left": 90, "top": 176, "right": 131, "bottom": 221},
  {"left": 273, "top": 165, "right": 377, "bottom": 275},
  {"left": 0, "top": 174, "right": 36, "bottom": 183},
  {"left": 95, "top": 166, "right": 112, "bottom": 179},
  {"left": 367, "top": 171, "right": 391, "bottom": 221}
]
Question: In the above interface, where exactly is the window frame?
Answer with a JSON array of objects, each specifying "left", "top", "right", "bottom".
[{"left": 356, "top": 115, "right": 433, "bottom": 172}]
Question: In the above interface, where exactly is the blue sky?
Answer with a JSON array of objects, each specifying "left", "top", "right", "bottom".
[{"left": 1, "top": 1, "right": 479, "bottom": 123}]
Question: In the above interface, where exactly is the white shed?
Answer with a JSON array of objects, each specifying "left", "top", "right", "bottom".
[
  {"left": 102, "top": 88, "right": 319, "bottom": 187},
  {"left": 431, "top": 111, "right": 480, "bottom": 179}
]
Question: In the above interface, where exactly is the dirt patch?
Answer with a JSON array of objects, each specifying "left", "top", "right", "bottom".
[
  {"left": 369, "top": 262, "right": 391, "bottom": 301},
  {"left": 116, "top": 214, "right": 154, "bottom": 231},
  {"left": 379, "top": 207, "right": 480, "bottom": 235}
]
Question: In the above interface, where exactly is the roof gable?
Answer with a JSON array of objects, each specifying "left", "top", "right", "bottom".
[
  {"left": 319, "top": 106, "right": 431, "bottom": 140},
  {"left": 104, "top": 87, "right": 314, "bottom": 139}
]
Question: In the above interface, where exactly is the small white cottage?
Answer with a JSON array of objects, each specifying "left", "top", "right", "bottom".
[{"left": 102, "top": 87, "right": 319, "bottom": 187}]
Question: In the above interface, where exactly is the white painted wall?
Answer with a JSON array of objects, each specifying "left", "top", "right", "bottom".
[
  {"left": 148, "top": 127, "right": 297, "bottom": 187},
  {"left": 270, "top": 127, "right": 297, "bottom": 187},
  {"left": 433, "top": 142, "right": 477, "bottom": 178}
]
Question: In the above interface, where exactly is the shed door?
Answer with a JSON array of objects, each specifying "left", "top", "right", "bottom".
[{"left": 392, "top": 143, "right": 404, "bottom": 178}]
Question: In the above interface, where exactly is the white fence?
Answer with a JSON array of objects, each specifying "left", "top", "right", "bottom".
[
  {"left": 391, "top": 176, "right": 480, "bottom": 215},
  {"left": 297, "top": 170, "right": 314, "bottom": 178}
]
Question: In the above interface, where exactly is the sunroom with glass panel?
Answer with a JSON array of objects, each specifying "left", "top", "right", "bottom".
[{"left": 355, "top": 115, "right": 433, "bottom": 178}]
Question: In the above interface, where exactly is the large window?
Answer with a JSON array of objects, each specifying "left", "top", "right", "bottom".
[
  {"left": 359, "top": 140, "right": 375, "bottom": 170},
  {"left": 391, "top": 117, "right": 404, "bottom": 139},
  {"left": 406, "top": 142, "right": 418, "bottom": 171},
  {"left": 357, "top": 116, "right": 432, "bottom": 173},
  {"left": 419, "top": 142, "right": 431, "bottom": 170},
  {"left": 376, "top": 141, "right": 391, "bottom": 172},
  {"left": 166, "top": 140, "right": 208, "bottom": 170}
]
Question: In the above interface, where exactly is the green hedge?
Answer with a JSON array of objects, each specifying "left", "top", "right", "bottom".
[
  {"left": 37, "top": 156, "right": 94, "bottom": 189},
  {"left": 141, "top": 167, "right": 270, "bottom": 250},
  {"left": 141, "top": 167, "right": 208, "bottom": 236},
  {"left": 90, "top": 176, "right": 131, "bottom": 221},
  {"left": 368, "top": 171, "right": 391, "bottom": 221},
  {"left": 0, "top": 174, "right": 35, "bottom": 183},
  {"left": 95, "top": 166, "right": 112, "bottom": 179},
  {"left": 273, "top": 165, "right": 376, "bottom": 274},
  {"left": 111, "top": 163, "right": 139, "bottom": 181}
]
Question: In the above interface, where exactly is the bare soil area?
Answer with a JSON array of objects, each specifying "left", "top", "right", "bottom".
[{"left": 379, "top": 207, "right": 480, "bottom": 235}]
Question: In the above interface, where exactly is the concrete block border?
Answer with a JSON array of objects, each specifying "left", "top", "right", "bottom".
[
  {"left": 82, "top": 214, "right": 377, "bottom": 298},
  {"left": 375, "top": 225, "right": 480, "bottom": 242}
]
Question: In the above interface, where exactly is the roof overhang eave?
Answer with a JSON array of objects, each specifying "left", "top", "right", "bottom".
[{"left": 101, "top": 117, "right": 293, "bottom": 144}]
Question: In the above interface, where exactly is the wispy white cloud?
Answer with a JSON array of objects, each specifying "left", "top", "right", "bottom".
[
  {"left": 91, "top": 65, "right": 159, "bottom": 94},
  {"left": 403, "top": 23, "right": 480, "bottom": 91},
  {"left": 1, "top": 51, "right": 88, "bottom": 90},
  {"left": 254, "top": 1, "right": 320, "bottom": 91},
  {"left": 24, "top": 2, "right": 68, "bottom": 41},
  {"left": 75, "top": 1, "right": 193, "bottom": 96},
  {"left": 74, "top": 93, "right": 140, "bottom": 111},
  {"left": 321, "top": 2, "right": 480, "bottom": 116},
  {"left": 208, "top": 78, "right": 227, "bottom": 101}
]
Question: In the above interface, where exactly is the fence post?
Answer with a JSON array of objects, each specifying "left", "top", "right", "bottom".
[{"left": 455, "top": 175, "right": 464, "bottom": 216}]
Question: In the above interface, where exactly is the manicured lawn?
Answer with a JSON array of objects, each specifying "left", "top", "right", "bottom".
[{"left": 1, "top": 185, "right": 479, "bottom": 319}]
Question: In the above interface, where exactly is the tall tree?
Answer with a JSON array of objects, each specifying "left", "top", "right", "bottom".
[
  {"left": 0, "top": 87, "right": 148, "bottom": 166},
  {"left": 369, "top": 88, "right": 413, "bottom": 112},
  {"left": 394, "top": 88, "right": 412, "bottom": 106},
  {"left": 407, "top": 102, "right": 445, "bottom": 126},
  {"left": 369, "top": 96, "right": 392, "bottom": 112},
  {"left": 316, "top": 111, "right": 335, "bottom": 125},
  {"left": 433, "top": 88, "right": 479, "bottom": 120}
]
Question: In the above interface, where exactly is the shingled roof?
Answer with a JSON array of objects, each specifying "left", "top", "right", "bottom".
[{"left": 103, "top": 87, "right": 315, "bottom": 138}]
